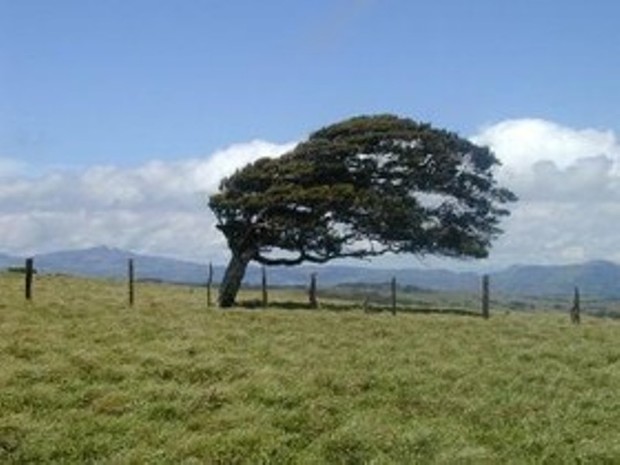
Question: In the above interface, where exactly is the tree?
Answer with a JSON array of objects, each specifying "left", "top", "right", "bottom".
[{"left": 209, "top": 114, "right": 517, "bottom": 307}]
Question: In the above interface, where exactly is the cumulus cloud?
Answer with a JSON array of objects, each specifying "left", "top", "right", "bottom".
[
  {"left": 472, "top": 119, "right": 620, "bottom": 174},
  {"left": 0, "top": 140, "right": 295, "bottom": 260},
  {"left": 471, "top": 119, "right": 620, "bottom": 266},
  {"left": 2, "top": 119, "right": 620, "bottom": 269}
]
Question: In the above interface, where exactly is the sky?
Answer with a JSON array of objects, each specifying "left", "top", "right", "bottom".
[{"left": 1, "top": 0, "right": 620, "bottom": 269}]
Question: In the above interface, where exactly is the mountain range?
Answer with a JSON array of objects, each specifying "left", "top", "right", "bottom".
[{"left": 2, "top": 246, "right": 620, "bottom": 298}]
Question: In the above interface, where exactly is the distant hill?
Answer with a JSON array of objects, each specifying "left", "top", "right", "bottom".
[
  {"left": 33, "top": 246, "right": 210, "bottom": 284},
  {"left": 2, "top": 246, "right": 620, "bottom": 298},
  {"left": 0, "top": 253, "right": 21, "bottom": 269},
  {"left": 492, "top": 261, "right": 620, "bottom": 297}
]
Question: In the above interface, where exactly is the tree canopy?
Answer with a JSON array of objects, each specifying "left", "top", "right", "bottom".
[{"left": 209, "top": 114, "right": 517, "bottom": 307}]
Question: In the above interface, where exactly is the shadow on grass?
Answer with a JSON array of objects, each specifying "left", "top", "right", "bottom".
[{"left": 237, "top": 299, "right": 482, "bottom": 317}]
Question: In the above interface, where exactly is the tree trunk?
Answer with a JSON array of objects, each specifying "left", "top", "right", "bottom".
[{"left": 218, "top": 249, "right": 254, "bottom": 308}]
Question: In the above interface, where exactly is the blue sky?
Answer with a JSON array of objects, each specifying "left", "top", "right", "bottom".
[
  {"left": 3, "top": 0, "right": 619, "bottom": 167},
  {"left": 1, "top": 0, "right": 620, "bottom": 268}
]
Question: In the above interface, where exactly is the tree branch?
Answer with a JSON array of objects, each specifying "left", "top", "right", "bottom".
[{"left": 254, "top": 243, "right": 396, "bottom": 267}]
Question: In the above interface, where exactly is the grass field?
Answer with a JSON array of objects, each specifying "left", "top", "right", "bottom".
[{"left": 1, "top": 273, "right": 620, "bottom": 464}]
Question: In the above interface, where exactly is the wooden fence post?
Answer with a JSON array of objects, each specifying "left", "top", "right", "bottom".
[
  {"left": 570, "top": 286, "right": 581, "bottom": 324},
  {"left": 261, "top": 266, "right": 268, "bottom": 308},
  {"left": 309, "top": 273, "right": 318, "bottom": 309},
  {"left": 481, "top": 274, "right": 490, "bottom": 319},
  {"left": 25, "top": 258, "right": 34, "bottom": 301},
  {"left": 128, "top": 258, "right": 135, "bottom": 307},
  {"left": 391, "top": 276, "right": 397, "bottom": 315},
  {"left": 206, "top": 262, "right": 213, "bottom": 308}
]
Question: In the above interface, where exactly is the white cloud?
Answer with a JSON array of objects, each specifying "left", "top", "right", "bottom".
[
  {"left": 472, "top": 118, "right": 620, "bottom": 175},
  {"left": 0, "top": 140, "right": 295, "bottom": 260},
  {"left": 2, "top": 120, "right": 620, "bottom": 269},
  {"left": 471, "top": 119, "right": 620, "bottom": 267}
]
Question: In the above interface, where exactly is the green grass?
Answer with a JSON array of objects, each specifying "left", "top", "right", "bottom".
[{"left": 1, "top": 273, "right": 620, "bottom": 463}]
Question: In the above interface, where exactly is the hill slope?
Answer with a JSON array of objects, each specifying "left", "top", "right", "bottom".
[
  {"left": 493, "top": 261, "right": 620, "bottom": 297},
  {"left": 3, "top": 246, "right": 620, "bottom": 297},
  {"left": 1, "top": 273, "right": 619, "bottom": 463}
]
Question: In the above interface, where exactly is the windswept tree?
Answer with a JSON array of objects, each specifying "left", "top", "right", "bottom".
[{"left": 209, "top": 114, "right": 516, "bottom": 307}]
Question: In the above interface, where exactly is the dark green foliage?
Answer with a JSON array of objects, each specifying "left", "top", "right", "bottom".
[
  {"left": 7, "top": 267, "right": 37, "bottom": 274},
  {"left": 210, "top": 114, "right": 516, "bottom": 306}
]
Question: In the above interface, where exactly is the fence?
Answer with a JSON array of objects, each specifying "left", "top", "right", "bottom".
[{"left": 11, "top": 258, "right": 586, "bottom": 322}]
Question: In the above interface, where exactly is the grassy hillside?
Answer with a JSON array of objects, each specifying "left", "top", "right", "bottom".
[{"left": 1, "top": 273, "right": 620, "bottom": 463}]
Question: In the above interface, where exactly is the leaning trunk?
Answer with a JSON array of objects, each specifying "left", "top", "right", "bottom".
[{"left": 218, "top": 249, "right": 254, "bottom": 308}]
